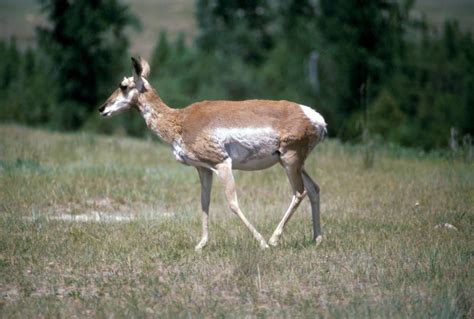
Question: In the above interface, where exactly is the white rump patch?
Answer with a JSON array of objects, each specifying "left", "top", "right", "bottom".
[{"left": 299, "top": 104, "right": 327, "bottom": 128}]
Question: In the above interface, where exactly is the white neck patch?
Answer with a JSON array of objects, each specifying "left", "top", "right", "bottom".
[{"left": 142, "top": 104, "right": 152, "bottom": 123}]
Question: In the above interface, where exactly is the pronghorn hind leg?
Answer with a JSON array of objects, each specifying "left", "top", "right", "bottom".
[
  {"left": 302, "top": 169, "right": 323, "bottom": 245},
  {"left": 195, "top": 167, "right": 213, "bottom": 251},
  {"left": 269, "top": 152, "right": 307, "bottom": 246},
  {"left": 215, "top": 159, "right": 269, "bottom": 249}
]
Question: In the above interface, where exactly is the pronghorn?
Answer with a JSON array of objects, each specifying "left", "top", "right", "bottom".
[{"left": 99, "top": 57, "right": 327, "bottom": 250}]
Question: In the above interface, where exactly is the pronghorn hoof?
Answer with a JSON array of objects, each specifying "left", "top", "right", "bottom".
[
  {"left": 314, "top": 235, "right": 323, "bottom": 246},
  {"left": 194, "top": 241, "right": 208, "bottom": 252},
  {"left": 268, "top": 237, "right": 279, "bottom": 247},
  {"left": 260, "top": 241, "right": 270, "bottom": 250}
]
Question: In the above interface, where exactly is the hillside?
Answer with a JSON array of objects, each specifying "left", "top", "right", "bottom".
[{"left": 1, "top": 0, "right": 473, "bottom": 58}]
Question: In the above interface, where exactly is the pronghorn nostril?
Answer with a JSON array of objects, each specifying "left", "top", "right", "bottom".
[{"left": 99, "top": 104, "right": 106, "bottom": 113}]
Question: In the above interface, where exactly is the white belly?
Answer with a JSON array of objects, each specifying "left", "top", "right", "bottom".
[{"left": 213, "top": 127, "right": 280, "bottom": 171}]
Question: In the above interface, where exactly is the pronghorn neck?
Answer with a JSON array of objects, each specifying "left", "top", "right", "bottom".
[{"left": 136, "top": 89, "right": 181, "bottom": 145}]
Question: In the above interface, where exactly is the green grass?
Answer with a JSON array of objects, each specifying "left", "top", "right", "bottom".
[{"left": 0, "top": 124, "right": 473, "bottom": 317}]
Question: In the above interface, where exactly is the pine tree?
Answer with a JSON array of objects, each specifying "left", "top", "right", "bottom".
[
  {"left": 36, "top": 0, "right": 140, "bottom": 129},
  {"left": 195, "top": 0, "right": 274, "bottom": 65},
  {"left": 316, "top": 0, "right": 412, "bottom": 139}
]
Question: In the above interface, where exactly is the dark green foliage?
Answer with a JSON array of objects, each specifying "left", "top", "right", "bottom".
[
  {"left": 315, "top": 0, "right": 411, "bottom": 139},
  {"left": 36, "top": 0, "right": 140, "bottom": 129},
  {"left": 0, "top": 1, "right": 139, "bottom": 131},
  {"left": 141, "top": 0, "right": 474, "bottom": 149},
  {"left": 367, "top": 89, "right": 404, "bottom": 141},
  {"left": 188, "top": 0, "right": 474, "bottom": 149},
  {"left": 0, "top": 0, "right": 473, "bottom": 150},
  {"left": 150, "top": 31, "right": 170, "bottom": 76},
  {"left": 196, "top": 0, "right": 274, "bottom": 65},
  {"left": 0, "top": 39, "right": 56, "bottom": 127},
  {"left": 387, "top": 19, "right": 474, "bottom": 149}
]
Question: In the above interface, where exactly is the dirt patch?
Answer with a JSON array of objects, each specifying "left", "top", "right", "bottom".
[{"left": 27, "top": 197, "right": 175, "bottom": 223}]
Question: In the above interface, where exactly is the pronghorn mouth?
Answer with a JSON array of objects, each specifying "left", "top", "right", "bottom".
[{"left": 100, "top": 110, "right": 111, "bottom": 117}]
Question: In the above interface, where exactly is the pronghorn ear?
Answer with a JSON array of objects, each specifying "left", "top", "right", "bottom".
[
  {"left": 139, "top": 57, "right": 150, "bottom": 79},
  {"left": 131, "top": 57, "right": 145, "bottom": 92}
]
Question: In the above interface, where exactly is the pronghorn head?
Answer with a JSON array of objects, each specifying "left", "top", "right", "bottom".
[{"left": 99, "top": 57, "right": 151, "bottom": 117}]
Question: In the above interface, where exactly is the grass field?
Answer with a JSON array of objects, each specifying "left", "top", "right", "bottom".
[{"left": 0, "top": 124, "right": 472, "bottom": 317}]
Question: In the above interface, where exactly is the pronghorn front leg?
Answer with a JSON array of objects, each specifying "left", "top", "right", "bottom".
[
  {"left": 195, "top": 167, "right": 213, "bottom": 251},
  {"left": 216, "top": 159, "right": 269, "bottom": 249}
]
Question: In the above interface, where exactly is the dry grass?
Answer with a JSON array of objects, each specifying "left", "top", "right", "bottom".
[{"left": 0, "top": 124, "right": 473, "bottom": 317}]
